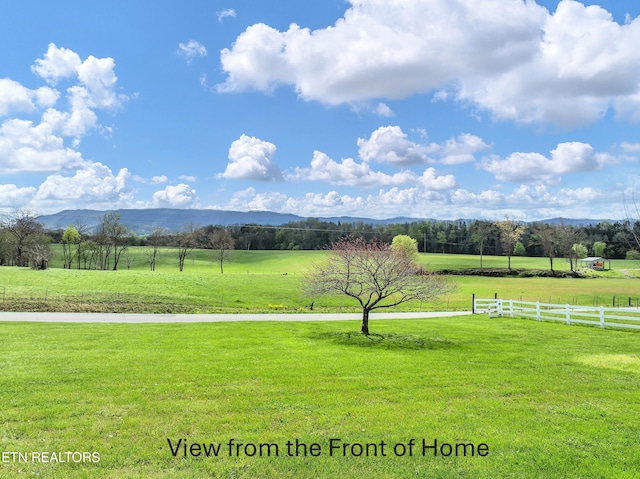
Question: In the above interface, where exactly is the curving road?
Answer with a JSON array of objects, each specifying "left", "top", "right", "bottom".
[{"left": 0, "top": 311, "right": 471, "bottom": 323}]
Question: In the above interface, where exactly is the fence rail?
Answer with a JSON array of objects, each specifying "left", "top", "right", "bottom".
[{"left": 473, "top": 298, "right": 640, "bottom": 331}]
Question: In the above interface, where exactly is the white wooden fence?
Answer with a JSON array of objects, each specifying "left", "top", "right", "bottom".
[{"left": 473, "top": 298, "right": 640, "bottom": 331}]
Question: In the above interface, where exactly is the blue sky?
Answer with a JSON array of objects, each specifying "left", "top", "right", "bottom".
[{"left": 1, "top": 0, "right": 640, "bottom": 221}]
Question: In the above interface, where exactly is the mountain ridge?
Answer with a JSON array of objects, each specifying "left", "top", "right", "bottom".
[{"left": 34, "top": 208, "right": 613, "bottom": 235}]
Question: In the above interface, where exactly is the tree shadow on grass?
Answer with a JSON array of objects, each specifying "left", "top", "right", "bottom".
[{"left": 313, "top": 331, "right": 456, "bottom": 350}]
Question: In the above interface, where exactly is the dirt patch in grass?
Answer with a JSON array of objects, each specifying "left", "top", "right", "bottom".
[{"left": 314, "top": 331, "right": 456, "bottom": 350}]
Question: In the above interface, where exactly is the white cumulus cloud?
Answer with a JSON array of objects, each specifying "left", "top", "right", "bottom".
[
  {"left": 482, "top": 142, "right": 616, "bottom": 183},
  {"left": 417, "top": 167, "right": 457, "bottom": 190},
  {"left": 1, "top": 44, "right": 129, "bottom": 170},
  {"left": 218, "top": 0, "right": 545, "bottom": 103},
  {"left": 28, "top": 44, "right": 128, "bottom": 144},
  {"left": 0, "top": 184, "right": 37, "bottom": 210},
  {"left": 357, "top": 125, "right": 432, "bottom": 165},
  {"left": 294, "top": 150, "right": 417, "bottom": 187},
  {"left": 35, "top": 162, "right": 132, "bottom": 206},
  {"left": 438, "top": 133, "right": 491, "bottom": 165},
  {"left": 0, "top": 78, "right": 59, "bottom": 116},
  {"left": 218, "top": 23, "right": 293, "bottom": 93},
  {"left": 152, "top": 183, "right": 198, "bottom": 208},
  {"left": 31, "top": 43, "right": 82, "bottom": 84},
  {"left": 218, "top": 181, "right": 620, "bottom": 221},
  {"left": 220, "top": 134, "right": 282, "bottom": 181},
  {"left": 0, "top": 118, "right": 87, "bottom": 173},
  {"left": 75, "top": 55, "right": 125, "bottom": 110},
  {"left": 218, "top": 0, "right": 640, "bottom": 127}
]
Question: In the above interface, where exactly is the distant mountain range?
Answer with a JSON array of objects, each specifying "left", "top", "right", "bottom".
[
  {"left": 35, "top": 208, "right": 613, "bottom": 235},
  {"left": 35, "top": 208, "right": 429, "bottom": 234}
]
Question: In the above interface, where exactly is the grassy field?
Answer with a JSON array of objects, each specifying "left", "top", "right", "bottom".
[
  {"left": 1, "top": 249, "right": 640, "bottom": 313},
  {"left": 3, "top": 250, "right": 640, "bottom": 477},
  {"left": 1, "top": 315, "right": 638, "bottom": 478},
  {"left": 45, "top": 245, "right": 640, "bottom": 276}
]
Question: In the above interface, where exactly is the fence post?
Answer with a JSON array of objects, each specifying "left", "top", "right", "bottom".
[
  {"left": 472, "top": 293, "right": 475, "bottom": 314},
  {"left": 565, "top": 304, "right": 571, "bottom": 325},
  {"left": 536, "top": 302, "right": 540, "bottom": 321},
  {"left": 508, "top": 299, "right": 514, "bottom": 318},
  {"left": 497, "top": 299, "right": 503, "bottom": 317},
  {"left": 600, "top": 306, "right": 605, "bottom": 329}
]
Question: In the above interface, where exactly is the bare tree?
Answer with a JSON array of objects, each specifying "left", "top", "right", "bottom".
[
  {"left": 124, "top": 252, "right": 134, "bottom": 270},
  {"left": 80, "top": 239, "right": 98, "bottom": 270},
  {"left": 558, "top": 223, "right": 582, "bottom": 273},
  {"left": 0, "top": 228, "right": 11, "bottom": 265},
  {"left": 305, "top": 237, "right": 454, "bottom": 335},
  {"left": 1, "top": 209, "right": 45, "bottom": 267},
  {"left": 147, "top": 226, "right": 167, "bottom": 271},
  {"left": 73, "top": 219, "right": 89, "bottom": 270},
  {"left": 495, "top": 218, "right": 525, "bottom": 270},
  {"left": 100, "top": 213, "right": 130, "bottom": 270},
  {"left": 175, "top": 224, "right": 197, "bottom": 272},
  {"left": 25, "top": 235, "right": 51, "bottom": 270},
  {"left": 532, "top": 223, "right": 558, "bottom": 273},
  {"left": 94, "top": 226, "right": 112, "bottom": 270},
  {"left": 208, "top": 228, "right": 234, "bottom": 274},
  {"left": 471, "top": 220, "right": 494, "bottom": 270}
]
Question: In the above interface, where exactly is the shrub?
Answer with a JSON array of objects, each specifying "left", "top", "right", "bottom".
[
  {"left": 625, "top": 250, "right": 640, "bottom": 260},
  {"left": 514, "top": 241, "right": 526, "bottom": 256}
]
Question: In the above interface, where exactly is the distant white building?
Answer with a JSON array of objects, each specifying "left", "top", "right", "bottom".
[{"left": 579, "top": 257, "right": 610, "bottom": 270}]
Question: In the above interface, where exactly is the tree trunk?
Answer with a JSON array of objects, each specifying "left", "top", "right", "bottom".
[
  {"left": 361, "top": 308, "right": 370, "bottom": 335},
  {"left": 549, "top": 255, "right": 554, "bottom": 273}
]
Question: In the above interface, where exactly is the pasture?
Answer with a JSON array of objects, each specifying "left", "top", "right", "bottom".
[
  {"left": 1, "top": 315, "right": 638, "bottom": 478},
  {"left": 1, "top": 249, "right": 640, "bottom": 313}
]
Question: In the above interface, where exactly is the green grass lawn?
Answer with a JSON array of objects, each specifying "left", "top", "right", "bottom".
[{"left": 0, "top": 315, "right": 638, "bottom": 478}]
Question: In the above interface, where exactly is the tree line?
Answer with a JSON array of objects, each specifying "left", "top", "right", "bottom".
[
  {"left": 2, "top": 209, "right": 640, "bottom": 271},
  {"left": 223, "top": 217, "right": 640, "bottom": 263},
  {"left": 214, "top": 218, "right": 638, "bottom": 261},
  {"left": 0, "top": 210, "right": 235, "bottom": 272}
]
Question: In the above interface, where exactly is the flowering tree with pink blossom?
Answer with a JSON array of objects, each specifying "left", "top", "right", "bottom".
[{"left": 305, "top": 236, "right": 454, "bottom": 335}]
